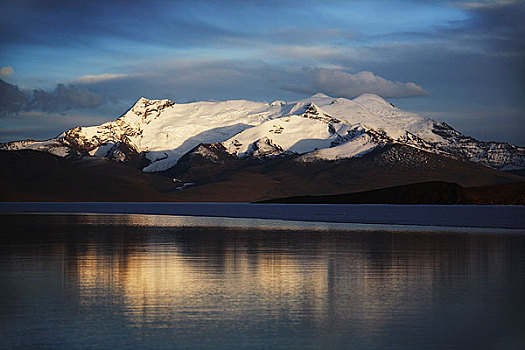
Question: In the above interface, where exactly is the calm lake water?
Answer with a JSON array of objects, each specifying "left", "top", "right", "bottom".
[{"left": 1, "top": 214, "right": 525, "bottom": 349}]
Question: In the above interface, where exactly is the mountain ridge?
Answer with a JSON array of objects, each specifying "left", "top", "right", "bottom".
[
  {"left": 2, "top": 147, "right": 523, "bottom": 203},
  {"left": 259, "top": 181, "right": 525, "bottom": 205},
  {"left": 2, "top": 93, "right": 524, "bottom": 172}
]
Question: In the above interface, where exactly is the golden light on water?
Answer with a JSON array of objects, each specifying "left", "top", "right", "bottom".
[
  {"left": 73, "top": 239, "right": 331, "bottom": 326},
  {"left": 2, "top": 213, "right": 523, "bottom": 349},
  {"left": 42, "top": 213, "right": 509, "bottom": 340}
]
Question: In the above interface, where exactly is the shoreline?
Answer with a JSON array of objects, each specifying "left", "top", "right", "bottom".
[
  {"left": 2, "top": 211, "right": 524, "bottom": 234},
  {"left": 1, "top": 202, "right": 524, "bottom": 231}
]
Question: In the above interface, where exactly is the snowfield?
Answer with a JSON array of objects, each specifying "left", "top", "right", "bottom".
[
  {"left": 297, "top": 133, "right": 378, "bottom": 162},
  {"left": 2, "top": 93, "right": 524, "bottom": 171},
  {"left": 69, "top": 98, "right": 285, "bottom": 171}
]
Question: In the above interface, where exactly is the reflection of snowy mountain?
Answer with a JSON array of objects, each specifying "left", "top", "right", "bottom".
[{"left": 3, "top": 93, "right": 524, "bottom": 171}]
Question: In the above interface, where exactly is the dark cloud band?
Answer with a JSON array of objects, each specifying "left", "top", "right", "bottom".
[{"left": 0, "top": 79, "right": 106, "bottom": 117}]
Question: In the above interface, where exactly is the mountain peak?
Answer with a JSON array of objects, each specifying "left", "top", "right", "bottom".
[
  {"left": 296, "top": 102, "right": 324, "bottom": 117},
  {"left": 310, "top": 92, "right": 331, "bottom": 98},
  {"left": 270, "top": 100, "right": 286, "bottom": 106},
  {"left": 353, "top": 93, "right": 393, "bottom": 107},
  {"left": 133, "top": 96, "right": 174, "bottom": 107},
  {"left": 133, "top": 96, "right": 152, "bottom": 106},
  {"left": 129, "top": 97, "right": 175, "bottom": 117},
  {"left": 301, "top": 102, "right": 340, "bottom": 124},
  {"left": 5, "top": 93, "right": 525, "bottom": 172}
]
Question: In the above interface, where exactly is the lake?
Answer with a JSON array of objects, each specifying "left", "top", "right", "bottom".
[{"left": 1, "top": 213, "right": 525, "bottom": 349}]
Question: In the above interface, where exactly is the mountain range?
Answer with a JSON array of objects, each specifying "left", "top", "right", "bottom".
[{"left": 1, "top": 93, "right": 524, "bottom": 202}]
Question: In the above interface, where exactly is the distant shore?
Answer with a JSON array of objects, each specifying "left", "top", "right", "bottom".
[{"left": 1, "top": 202, "right": 524, "bottom": 231}]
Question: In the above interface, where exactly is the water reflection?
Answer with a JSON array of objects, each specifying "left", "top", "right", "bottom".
[{"left": 1, "top": 214, "right": 524, "bottom": 349}]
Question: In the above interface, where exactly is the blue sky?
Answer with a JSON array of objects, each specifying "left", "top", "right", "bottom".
[{"left": 1, "top": 0, "right": 524, "bottom": 144}]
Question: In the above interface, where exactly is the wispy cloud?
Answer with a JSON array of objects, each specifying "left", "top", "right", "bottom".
[
  {"left": 268, "top": 45, "right": 348, "bottom": 63},
  {"left": 454, "top": 0, "right": 522, "bottom": 9},
  {"left": 74, "top": 73, "right": 130, "bottom": 84}
]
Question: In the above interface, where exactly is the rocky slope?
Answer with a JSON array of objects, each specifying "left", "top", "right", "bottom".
[{"left": 2, "top": 146, "right": 523, "bottom": 202}]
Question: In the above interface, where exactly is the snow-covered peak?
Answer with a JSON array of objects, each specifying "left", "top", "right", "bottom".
[
  {"left": 5, "top": 92, "right": 524, "bottom": 171},
  {"left": 270, "top": 100, "right": 286, "bottom": 106},
  {"left": 136, "top": 96, "right": 151, "bottom": 104},
  {"left": 287, "top": 93, "right": 431, "bottom": 141},
  {"left": 122, "top": 97, "right": 176, "bottom": 125},
  {"left": 305, "top": 102, "right": 320, "bottom": 114},
  {"left": 353, "top": 93, "right": 393, "bottom": 106},
  {"left": 294, "top": 93, "right": 335, "bottom": 105},
  {"left": 299, "top": 103, "right": 340, "bottom": 124},
  {"left": 130, "top": 97, "right": 174, "bottom": 111},
  {"left": 310, "top": 92, "right": 331, "bottom": 98},
  {"left": 294, "top": 102, "right": 322, "bottom": 116},
  {"left": 63, "top": 97, "right": 289, "bottom": 172},
  {"left": 222, "top": 110, "right": 348, "bottom": 158}
]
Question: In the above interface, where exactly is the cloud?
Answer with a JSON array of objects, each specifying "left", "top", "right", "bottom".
[
  {"left": 0, "top": 110, "right": 115, "bottom": 143},
  {"left": 0, "top": 79, "right": 30, "bottom": 117},
  {"left": 269, "top": 45, "right": 348, "bottom": 62},
  {"left": 418, "top": 105, "right": 525, "bottom": 145},
  {"left": 69, "top": 59, "right": 291, "bottom": 102},
  {"left": 57, "top": 60, "right": 431, "bottom": 104},
  {"left": 0, "top": 66, "right": 14, "bottom": 79},
  {"left": 436, "top": 0, "right": 525, "bottom": 60},
  {"left": 74, "top": 73, "right": 130, "bottom": 84},
  {"left": 454, "top": 0, "right": 522, "bottom": 9},
  {"left": 282, "top": 69, "right": 429, "bottom": 99},
  {"left": 0, "top": 79, "right": 107, "bottom": 116},
  {"left": 0, "top": 0, "right": 258, "bottom": 49},
  {"left": 31, "top": 84, "right": 107, "bottom": 112}
]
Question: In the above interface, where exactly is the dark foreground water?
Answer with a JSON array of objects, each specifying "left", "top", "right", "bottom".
[{"left": 1, "top": 214, "right": 525, "bottom": 349}]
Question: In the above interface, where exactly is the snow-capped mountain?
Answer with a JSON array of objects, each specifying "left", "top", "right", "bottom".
[{"left": 2, "top": 93, "right": 524, "bottom": 171}]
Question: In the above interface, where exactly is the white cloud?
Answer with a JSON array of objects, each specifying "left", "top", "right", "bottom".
[
  {"left": 455, "top": 0, "right": 521, "bottom": 9},
  {"left": 268, "top": 45, "right": 347, "bottom": 62},
  {"left": 74, "top": 73, "right": 130, "bottom": 84},
  {"left": 283, "top": 69, "right": 429, "bottom": 99},
  {"left": 0, "top": 66, "right": 14, "bottom": 79}
]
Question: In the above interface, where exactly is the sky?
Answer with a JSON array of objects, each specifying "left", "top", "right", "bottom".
[{"left": 0, "top": 0, "right": 524, "bottom": 144}]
